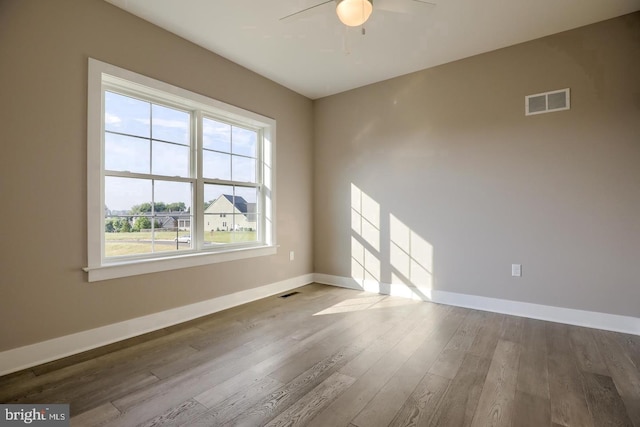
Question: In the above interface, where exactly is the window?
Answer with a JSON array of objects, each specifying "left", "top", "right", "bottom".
[{"left": 87, "top": 59, "right": 276, "bottom": 281}]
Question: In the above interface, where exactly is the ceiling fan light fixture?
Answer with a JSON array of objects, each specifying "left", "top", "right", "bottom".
[{"left": 336, "top": 0, "right": 373, "bottom": 27}]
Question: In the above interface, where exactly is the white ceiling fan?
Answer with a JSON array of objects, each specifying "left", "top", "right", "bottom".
[{"left": 280, "top": 0, "right": 436, "bottom": 28}]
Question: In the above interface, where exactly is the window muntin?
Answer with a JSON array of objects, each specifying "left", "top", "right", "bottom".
[{"left": 88, "top": 59, "right": 275, "bottom": 280}]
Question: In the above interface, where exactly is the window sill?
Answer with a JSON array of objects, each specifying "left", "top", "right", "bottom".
[{"left": 84, "top": 245, "right": 277, "bottom": 282}]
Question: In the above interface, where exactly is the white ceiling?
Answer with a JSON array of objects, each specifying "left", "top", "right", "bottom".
[{"left": 106, "top": 0, "right": 640, "bottom": 99}]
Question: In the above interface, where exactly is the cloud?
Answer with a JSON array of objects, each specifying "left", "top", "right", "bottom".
[
  {"left": 105, "top": 113, "right": 122, "bottom": 125},
  {"left": 136, "top": 118, "right": 189, "bottom": 130}
]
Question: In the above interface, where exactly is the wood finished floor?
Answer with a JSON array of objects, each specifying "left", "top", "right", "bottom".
[{"left": 1, "top": 283, "right": 638, "bottom": 427}]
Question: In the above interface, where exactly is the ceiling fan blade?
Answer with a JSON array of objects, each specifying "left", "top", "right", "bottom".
[
  {"left": 280, "top": 0, "right": 333, "bottom": 21},
  {"left": 376, "top": 0, "right": 436, "bottom": 13}
]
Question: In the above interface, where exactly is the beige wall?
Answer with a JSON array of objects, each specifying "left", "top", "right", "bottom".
[
  {"left": 314, "top": 13, "right": 640, "bottom": 317},
  {"left": 0, "top": 0, "right": 314, "bottom": 351}
]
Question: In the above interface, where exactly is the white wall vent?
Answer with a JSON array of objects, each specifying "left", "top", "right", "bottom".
[{"left": 525, "top": 88, "right": 570, "bottom": 116}]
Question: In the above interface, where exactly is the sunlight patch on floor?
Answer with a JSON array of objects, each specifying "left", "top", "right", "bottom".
[{"left": 313, "top": 293, "right": 418, "bottom": 315}]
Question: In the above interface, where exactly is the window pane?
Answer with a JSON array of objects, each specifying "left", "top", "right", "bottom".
[
  {"left": 229, "top": 214, "right": 258, "bottom": 243},
  {"left": 203, "top": 150, "right": 231, "bottom": 180},
  {"left": 105, "top": 91, "right": 150, "bottom": 138},
  {"left": 154, "top": 227, "right": 192, "bottom": 252},
  {"left": 152, "top": 104, "right": 190, "bottom": 145},
  {"left": 153, "top": 180, "right": 192, "bottom": 251},
  {"left": 202, "top": 185, "right": 259, "bottom": 245},
  {"left": 154, "top": 180, "right": 192, "bottom": 213},
  {"left": 204, "top": 184, "right": 233, "bottom": 243},
  {"left": 152, "top": 141, "right": 190, "bottom": 177},
  {"left": 232, "top": 127, "right": 257, "bottom": 157},
  {"left": 234, "top": 187, "right": 258, "bottom": 238},
  {"left": 104, "top": 177, "right": 152, "bottom": 257},
  {"left": 203, "top": 118, "right": 231, "bottom": 152},
  {"left": 235, "top": 186, "right": 257, "bottom": 207},
  {"left": 104, "top": 133, "right": 150, "bottom": 174},
  {"left": 105, "top": 176, "right": 151, "bottom": 214},
  {"left": 232, "top": 155, "right": 256, "bottom": 183},
  {"left": 235, "top": 187, "right": 259, "bottom": 234},
  {"left": 204, "top": 184, "right": 234, "bottom": 212}
]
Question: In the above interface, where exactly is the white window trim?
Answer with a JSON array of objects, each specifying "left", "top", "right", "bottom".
[{"left": 86, "top": 58, "right": 276, "bottom": 282}]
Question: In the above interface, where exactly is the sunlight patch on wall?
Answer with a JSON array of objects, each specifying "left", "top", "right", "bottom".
[
  {"left": 351, "top": 184, "right": 381, "bottom": 293},
  {"left": 350, "top": 183, "right": 435, "bottom": 300},
  {"left": 351, "top": 183, "right": 380, "bottom": 251},
  {"left": 389, "top": 214, "right": 433, "bottom": 300}
]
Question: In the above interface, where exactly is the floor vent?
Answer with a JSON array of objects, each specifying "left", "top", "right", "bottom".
[
  {"left": 525, "top": 88, "right": 570, "bottom": 116},
  {"left": 279, "top": 291, "right": 300, "bottom": 298}
]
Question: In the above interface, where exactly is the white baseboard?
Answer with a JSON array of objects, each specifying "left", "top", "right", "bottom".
[
  {"left": 313, "top": 273, "right": 640, "bottom": 336},
  {"left": 0, "top": 274, "right": 314, "bottom": 377}
]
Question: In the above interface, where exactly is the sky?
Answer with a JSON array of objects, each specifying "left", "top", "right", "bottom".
[{"left": 104, "top": 91, "right": 258, "bottom": 213}]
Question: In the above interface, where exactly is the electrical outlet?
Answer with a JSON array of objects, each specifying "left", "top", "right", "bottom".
[
  {"left": 289, "top": 251, "right": 295, "bottom": 261},
  {"left": 511, "top": 264, "right": 522, "bottom": 277}
]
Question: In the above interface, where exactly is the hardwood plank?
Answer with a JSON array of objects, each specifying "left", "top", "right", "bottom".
[
  {"left": 306, "top": 305, "right": 452, "bottom": 427},
  {"left": 546, "top": 322, "right": 594, "bottom": 427},
  {"left": 190, "top": 377, "right": 284, "bottom": 425},
  {"left": 467, "top": 312, "right": 505, "bottom": 359},
  {"left": 429, "top": 310, "right": 484, "bottom": 379},
  {"left": 104, "top": 335, "right": 298, "bottom": 426},
  {"left": 582, "top": 372, "right": 634, "bottom": 427},
  {"left": 470, "top": 339, "right": 521, "bottom": 427},
  {"left": 271, "top": 296, "right": 428, "bottom": 383},
  {"left": 76, "top": 345, "right": 196, "bottom": 415},
  {"left": 351, "top": 307, "right": 466, "bottom": 427},
  {"left": 568, "top": 326, "right": 609, "bottom": 376},
  {"left": 516, "top": 318, "right": 549, "bottom": 399},
  {"left": 70, "top": 402, "right": 121, "bottom": 427},
  {"left": 31, "top": 328, "right": 169, "bottom": 376},
  {"left": 189, "top": 308, "right": 375, "bottom": 409},
  {"left": 512, "top": 390, "right": 551, "bottom": 427},
  {"left": 189, "top": 286, "right": 349, "bottom": 350},
  {"left": 368, "top": 296, "right": 423, "bottom": 309},
  {"left": 186, "top": 283, "right": 338, "bottom": 334},
  {"left": 9, "top": 344, "right": 196, "bottom": 415},
  {"left": 264, "top": 372, "right": 356, "bottom": 427},
  {"left": 227, "top": 344, "right": 362, "bottom": 426},
  {"left": 428, "top": 353, "right": 492, "bottom": 427},
  {"left": 0, "top": 369, "right": 35, "bottom": 390},
  {"left": 499, "top": 315, "right": 524, "bottom": 344},
  {"left": 110, "top": 292, "right": 368, "bottom": 426},
  {"left": 139, "top": 399, "right": 208, "bottom": 427},
  {"left": 338, "top": 303, "right": 442, "bottom": 379},
  {"left": 592, "top": 330, "right": 640, "bottom": 427},
  {"left": 64, "top": 372, "right": 160, "bottom": 416},
  {"left": 0, "top": 326, "right": 201, "bottom": 403},
  {"left": 611, "top": 332, "right": 640, "bottom": 373},
  {"left": 151, "top": 308, "right": 336, "bottom": 380},
  {"left": 388, "top": 373, "right": 450, "bottom": 427},
  {"left": 267, "top": 305, "right": 405, "bottom": 384}
]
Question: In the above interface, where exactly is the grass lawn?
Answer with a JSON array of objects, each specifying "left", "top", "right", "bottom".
[
  {"left": 105, "top": 231, "right": 257, "bottom": 257},
  {"left": 105, "top": 242, "right": 178, "bottom": 257},
  {"left": 104, "top": 231, "right": 185, "bottom": 241}
]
